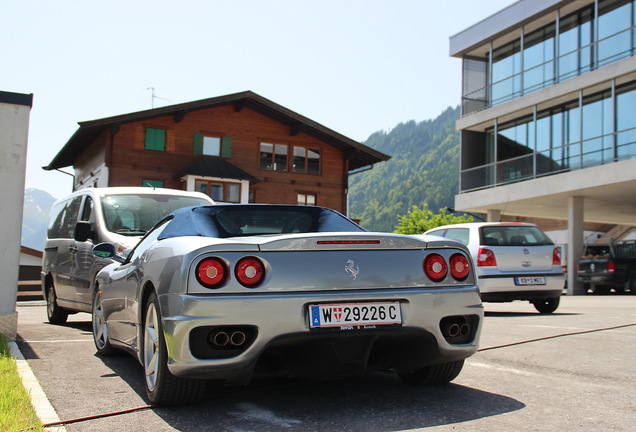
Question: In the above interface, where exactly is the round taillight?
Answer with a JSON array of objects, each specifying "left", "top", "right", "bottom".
[
  {"left": 424, "top": 253, "right": 448, "bottom": 282},
  {"left": 196, "top": 258, "right": 227, "bottom": 288},
  {"left": 235, "top": 257, "right": 265, "bottom": 287},
  {"left": 450, "top": 253, "right": 470, "bottom": 280}
]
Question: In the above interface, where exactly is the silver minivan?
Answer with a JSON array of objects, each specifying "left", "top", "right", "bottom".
[
  {"left": 422, "top": 222, "right": 565, "bottom": 313},
  {"left": 41, "top": 187, "right": 215, "bottom": 324}
]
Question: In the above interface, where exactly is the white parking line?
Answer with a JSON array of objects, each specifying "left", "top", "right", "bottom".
[
  {"left": 9, "top": 342, "right": 67, "bottom": 432},
  {"left": 470, "top": 361, "right": 539, "bottom": 377}
]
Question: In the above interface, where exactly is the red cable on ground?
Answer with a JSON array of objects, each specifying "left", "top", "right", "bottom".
[{"left": 41, "top": 405, "right": 157, "bottom": 428}]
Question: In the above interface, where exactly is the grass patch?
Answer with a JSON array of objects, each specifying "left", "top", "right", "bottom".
[{"left": 0, "top": 334, "right": 45, "bottom": 432}]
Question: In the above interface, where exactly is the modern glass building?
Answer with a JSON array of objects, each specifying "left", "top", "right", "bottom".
[{"left": 450, "top": 0, "right": 636, "bottom": 294}]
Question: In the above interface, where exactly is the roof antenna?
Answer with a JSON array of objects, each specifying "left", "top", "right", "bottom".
[{"left": 147, "top": 87, "right": 171, "bottom": 109}]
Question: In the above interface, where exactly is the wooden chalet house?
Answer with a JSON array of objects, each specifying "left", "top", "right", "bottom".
[{"left": 44, "top": 91, "right": 390, "bottom": 214}]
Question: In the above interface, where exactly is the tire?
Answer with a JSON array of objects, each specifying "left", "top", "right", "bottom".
[
  {"left": 532, "top": 296, "right": 560, "bottom": 314},
  {"left": 629, "top": 273, "right": 636, "bottom": 295},
  {"left": 92, "top": 289, "right": 117, "bottom": 356},
  {"left": 399, "top": 360, "right": 464, "bottom": 385},
  {"left": 46, "top": 284, "right": 68, "bottom": 324},
  {"left": 142, "top": 291, "right": 206, "bottom": 406}
]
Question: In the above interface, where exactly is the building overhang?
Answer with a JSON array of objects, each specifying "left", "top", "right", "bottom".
[{"left": 455, "top": 159, "right": 636, "bottom": 226}]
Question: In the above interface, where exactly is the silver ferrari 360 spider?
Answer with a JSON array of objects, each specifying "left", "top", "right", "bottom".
[{"left": 91, "top": 204, "right": 483, "bottom": 405}]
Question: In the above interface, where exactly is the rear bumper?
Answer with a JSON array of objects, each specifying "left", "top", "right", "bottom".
[
  {"left": 157, "top": 287, "right": 484, "bottom": 383},
  {"left": 477, "top": 272, "right": 564, "bottom": 302}
]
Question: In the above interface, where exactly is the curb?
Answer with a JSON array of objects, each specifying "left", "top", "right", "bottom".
[{"left": 9, "top": 341, "right": 67, "bottom": 432}]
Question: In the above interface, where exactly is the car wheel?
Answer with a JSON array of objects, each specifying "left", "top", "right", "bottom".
[
  {"left": 142, "top": 291, "right": 206, "bottom": 406},
  {"left": 629, "top": 273, "right": 636, "bottom": 295},
  {"left": 46, "top": 284, "right": 68, "bottom": 324},
  {"left": 399, "top": 360, "right": 464, "bottom": 385},
  {"left": 92, "top": 289, "right": 117, "bottom": 356},
  {"left": 532, "top": 296, "right": 560, "bottom": 314}
]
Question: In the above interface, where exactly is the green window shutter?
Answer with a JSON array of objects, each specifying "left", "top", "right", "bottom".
[
  {"left": 145, "top": 128, "right": 166, "bottom": 151},
  {"left": 193, "top": 133, "right": 203, "bottom": 155},
  {"left": 142, "top": 179, "right": 164, "bottom": 188},
  {"left": 221, "top": 137, "right": 232, "bottom": 158}
]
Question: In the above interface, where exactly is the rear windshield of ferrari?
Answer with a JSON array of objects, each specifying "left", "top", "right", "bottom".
[
  {"left": 480, "top": 225, "right": 554, "bottom": 246},
  {"left": 158, "top": 205, "right": 366, "bottom": 239}
]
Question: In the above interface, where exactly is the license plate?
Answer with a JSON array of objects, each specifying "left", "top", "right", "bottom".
[
  {"left": 309, "top": 302, "right": 402, "bottom": 329},
  {"left": 515, "top": 276, "right": 546, "bottom": 286}
]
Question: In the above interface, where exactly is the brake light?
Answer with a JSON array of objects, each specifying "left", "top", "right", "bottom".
[
  {"left": 423, "top": 253, "right": 448, "bottom": 282},
  {"left": 477, "top": 248, "right": 497, "bottom": 267},
  {"left": 607, "top": 260, "right": 616, "bottom": 274},
  {"left": 196, "top": 258, "right": 227, "bottom": 288},
  {"left": 552, "top": 247, "right": 562, "bottom": 266},
  {"left": 450, "top": 253, "right": 470, "bottom": 280},
  {"left": 235, "top": 257, "right": 265, "bottom": 287}
]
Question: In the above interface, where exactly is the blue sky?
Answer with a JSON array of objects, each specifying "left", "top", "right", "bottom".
[{"left": 4, "top": 0, "right": 513, "bottom": 199}]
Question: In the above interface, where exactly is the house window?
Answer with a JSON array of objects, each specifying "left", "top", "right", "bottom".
[
  {"left": 196, "top": 180, "right": 240, "bottom": 202},
  {"left": 194, "top": 134, "right": 233, "bottom": 157},
  {"left": 143, "top": 179, "right": 165, "bottom": 188},
  {"left": 297, "top": 193, "right": 317, "bottom": 206},
  {"left": 145, "top": 128, "right": 166, "bottom": 151},
  {"left": 260, "top": 143, "right": 288, "bottom": 171},
  {"left": 293, "top": 147, "right": 321, "bottom": 174}
]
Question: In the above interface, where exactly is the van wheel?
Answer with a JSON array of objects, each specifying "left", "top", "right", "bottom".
[
  {"left": 399, "top": 360, "right": 464, "bottom": 385},
  {"left": 142, "top": 291, "right": 206, "bottom": 405},
  {"left": 46, "top": 285, "right": 68, "bottom": 324},
  {"left": 532, "top": 296, "right": 560, "bottom": 314}
]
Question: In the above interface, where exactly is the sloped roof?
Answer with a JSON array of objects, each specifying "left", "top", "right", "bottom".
[
  {"left": 44, "top": 91, "right": 390, "bottom": 172},
  {"left": 176, "top": 157, "right": 260, "bottom": 182}
]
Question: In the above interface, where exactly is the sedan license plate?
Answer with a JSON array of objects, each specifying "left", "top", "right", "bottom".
[
  {"left": 309, "top": 302, "right": 402, "bottom": 330},
  {"left": 515, "top": 276, "right": 546, "bottom": 286}
]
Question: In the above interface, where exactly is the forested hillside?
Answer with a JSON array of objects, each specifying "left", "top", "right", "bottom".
[{"left": 349, "top": 106, "right": 461, "bottom": 232}]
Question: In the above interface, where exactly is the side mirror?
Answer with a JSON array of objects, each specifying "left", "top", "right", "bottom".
[
  {"left": 74, "top": 221, "right": 94, "bottom": 242},
  {"left": 93, "top": 243, "right": 125, "bottom": 263}
]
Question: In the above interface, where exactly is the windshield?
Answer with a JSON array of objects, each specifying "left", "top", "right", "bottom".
[
  {"left": 101, "top": 194, "right": 212, "bottom": 235},
  {"left": 480, "top": 225, "right": 554, "bottom": 246}
]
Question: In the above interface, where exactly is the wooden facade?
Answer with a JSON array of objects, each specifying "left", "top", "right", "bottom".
[{"left": 46, "top": 92, "right": 390, "bottom": 214}]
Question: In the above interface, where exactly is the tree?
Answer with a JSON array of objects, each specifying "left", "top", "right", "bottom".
[{"left": 393, "top": 204, "right": 473, "bottom": 234}]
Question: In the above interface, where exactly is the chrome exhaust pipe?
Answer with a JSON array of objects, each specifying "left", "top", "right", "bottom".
[
  {"left": 230, "top": 331, "right": 247, "bottom": 346},
  {"left": 442, "top": 322, "right": 461, "bottom": 338},
  {"left": 460, "top": 323, "right": 470, "bottom": 336},
  {"left": 212, "top": 331, "right": 230, "bottom": 346}
]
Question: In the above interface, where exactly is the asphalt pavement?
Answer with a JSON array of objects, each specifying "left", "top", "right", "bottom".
[{"left": 13, "top": 295, "right": 636, "bottom": 431}]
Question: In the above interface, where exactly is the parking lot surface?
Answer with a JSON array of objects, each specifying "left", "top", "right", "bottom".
[{"left": 15, "top": 296, "right": 636, "bottom": 431}]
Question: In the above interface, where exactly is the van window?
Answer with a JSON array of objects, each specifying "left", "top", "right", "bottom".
[
  {"left": 480, "top": 225, "right": 554, "bottom": 246},
  {"left": 48, "top": 197, "right": 82, "bottom": 238}
]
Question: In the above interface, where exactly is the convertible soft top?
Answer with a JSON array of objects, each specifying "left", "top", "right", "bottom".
[{"left": 158, "top": 205, "right": 366, "bottom": 240}]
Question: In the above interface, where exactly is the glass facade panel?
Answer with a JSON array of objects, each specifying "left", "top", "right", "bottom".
[
  {"left": 491, "top": 41, "right": 521, "bottom": 105},
  {"left": 523, "top": 24, "right": 555, "bottom": 93},
  {"left": 616, "top": 82, "right": 636, "bottom": 160},
  {"left": 598, "top": 0, "right": 633, "bottom": 67}
]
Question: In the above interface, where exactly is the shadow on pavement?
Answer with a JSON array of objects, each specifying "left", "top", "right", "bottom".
[{"left": 96, "top": 353, "right": 525, "bottom": 431}]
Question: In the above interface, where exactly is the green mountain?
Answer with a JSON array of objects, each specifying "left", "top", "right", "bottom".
[{"left": 349, "top": 106, "right": 461, "bottom": 232}]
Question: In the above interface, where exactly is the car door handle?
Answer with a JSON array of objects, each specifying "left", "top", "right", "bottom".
[{"left": 69, "top": 245, "right": 78, "bottom": 252}]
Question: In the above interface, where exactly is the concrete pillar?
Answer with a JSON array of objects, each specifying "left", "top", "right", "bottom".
[
  {"left": 567, "top": 196, "right": 585, "bottom": 295},
  {"left": 486, "top": 209, "right": 501, "bottom": 222},
  {"left": 0, "top": 91, "right": 32, "bottom": 340}
]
